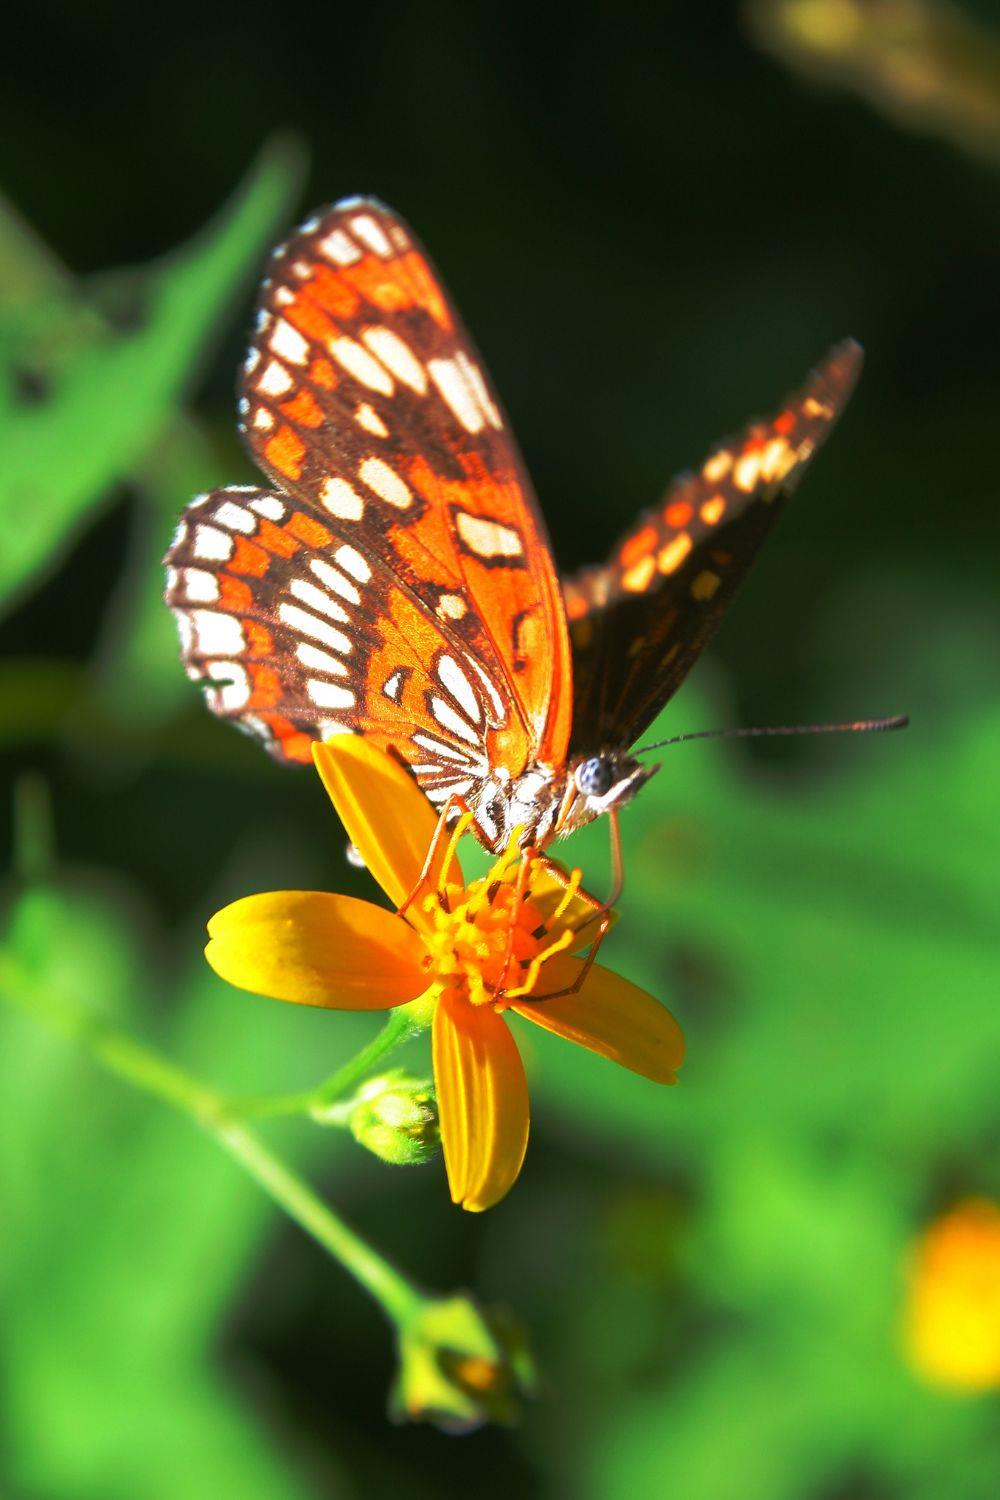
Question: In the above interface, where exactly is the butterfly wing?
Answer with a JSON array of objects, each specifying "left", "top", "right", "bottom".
[
  {"left": 165, "top": 198, "right": 572, "bottom": 823},
  {"left": 563, "top": 341, "right": 863, "bottom": 753}
]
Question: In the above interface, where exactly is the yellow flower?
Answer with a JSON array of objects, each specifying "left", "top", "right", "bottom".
[
  {"left": 903, "top": 1197, "right": 1000, "bottom": 1392},
  {"left": 207, "top": 739, "right": 684, "bottom": 1211}
]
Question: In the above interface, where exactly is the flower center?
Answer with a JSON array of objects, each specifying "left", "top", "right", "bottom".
[{"left": 416, "top": 834, "right": 579, "bottom": 1009}]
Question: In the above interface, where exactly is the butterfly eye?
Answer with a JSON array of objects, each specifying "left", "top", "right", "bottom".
[{"left": 574, "top": 756, "right": 614, "bottom": 798}]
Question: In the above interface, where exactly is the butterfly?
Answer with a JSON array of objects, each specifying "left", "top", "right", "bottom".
[{"left": 164, "top": 196, "right": 863, "bottom": 855}]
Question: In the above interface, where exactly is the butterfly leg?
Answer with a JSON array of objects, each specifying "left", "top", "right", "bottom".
[
  {"left": 498, "top": 851, "right": 613, "bottom": 1002},
  {"left": 396, "top": 794, "right": 476, "bottom": 919}
]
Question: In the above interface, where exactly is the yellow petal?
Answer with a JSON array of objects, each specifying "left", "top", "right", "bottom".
[
  {"left": 432, "top": 993, "right": 529, "bottom": 1213},
  {"left": 206, "top": 890, "right": 429, "bottom": 1010},
  {"left": 313, "top": 739, "right": 462, "bottom": 911},
  {"left": 511, "top": 954, "right": 684, "bottom": 1082}
]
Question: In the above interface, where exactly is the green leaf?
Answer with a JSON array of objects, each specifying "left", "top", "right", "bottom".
[{"left": 0, "top": 137, "right": 304, "bottom": 615}]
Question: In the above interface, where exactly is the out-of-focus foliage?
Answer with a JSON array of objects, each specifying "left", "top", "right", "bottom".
[
  {"left": 748, "top": 0, "right": 1000, "bottom": 163},
  {"left": 2, "top": 4, "right": 1000, "bottom": 1496},
  {"left": 0, "top": 138, "right": 301, "bottom": 615}
]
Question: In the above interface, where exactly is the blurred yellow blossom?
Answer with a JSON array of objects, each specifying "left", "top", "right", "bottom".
[{"left": 904, "top": 1197, "right": 1000, "bottom": 1392}]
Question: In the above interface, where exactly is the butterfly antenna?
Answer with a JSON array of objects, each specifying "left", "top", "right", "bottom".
[{"left": 635, "top": 714, "right": 909, "bottom": 754}]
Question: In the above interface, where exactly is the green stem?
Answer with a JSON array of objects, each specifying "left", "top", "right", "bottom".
[
  {"left": 0, "top": 964, "right": 425, "bottom": 1328},
  {"left": 235, "top": 1006, "right": 418, "bottom": 1119}
]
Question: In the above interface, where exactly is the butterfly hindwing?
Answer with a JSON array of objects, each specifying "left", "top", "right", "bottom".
[{"left": 563, "top": 341, "right": 863, "bottom": 753}]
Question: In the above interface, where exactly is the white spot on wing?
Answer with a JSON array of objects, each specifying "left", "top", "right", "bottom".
[
  {"left": 428, "top": 357, "right": 484, "bottom": 433},
  {"left": 454, "top": 511, "right": 523, "bottom": 559},
  {"left": 289, "top": 577, "right": 350, "bottom": 623},
  {"left": 192, "top": 610, "right": 245, "bottom": 656},
  {"left": 355, "top": 403, "right": 389, "bottom": 438},
  {"left": 269, "top": 318, "right": 309, "bottom": 365},
  {"left": 249, "top": 496, "right": 285, "bottom": 520},
  {"left": 312, "top": 558, "right": 361, "bottom": 606},
  {"left": 383, "top": 669, "right": 404, "bottom": 702},
  {"left": 207, "top": 660, "right": 250, "bottom": 711},
  {"left": 457, "top": 352, "right": 502, "bottom": 429},
  {"left": 318, "top": 229, "right": 362, "bottom": 265},
  {"left": 330, "top": 337, "right": 394, "bottom": 395},
  {"left": 214, "top": 501, "right": 256, "bottom": 535},
  {"left": 437, "top": 655, "right": 481, "bottom": 723},
  {"left": 430, "top": 696, "right": 480, "bottom": 746},
  {"left": 279, "top": 602, "right": 353, "bottom": 653},
  {"left": 359, "top": 457, "right": 411, "bottom": 509},
  {"left": 334, "top": 544, "right": 372, "bottom": 583},
  {"left": 307, "top": 680, "right": 356, "bottom": 709},
  {"left": 350, "top": 214, "right": 392, "bottom": 257},
  {"left": 412, "top": 732, "right": 484, "bottom": 767},
  {"left": 296, "top": 642, "right": 349, "bottom": 677},
  {"left": 320, "top": 477, "right": 365, "bottom": 520},
  {"left": 193, "top": 525, "right": 234, "bottom": 562},
  {"left": 466, "top": 655, "right": 507, "bottom": 722},
  {"left": 180, "top": 568, "right": 219, "bottom": 603},
  {"left": 253, "top": 408, "right": 275, "bottom": 430},
  {"left": 258, "top": 360, "right": 294, "bottom": 397},
  {"left": 361, "top": 327, "right": 427, "bottom": 392}
]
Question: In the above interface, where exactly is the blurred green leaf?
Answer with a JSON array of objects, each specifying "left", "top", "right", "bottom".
[
  {"left": 0, "top": 873, "right": 354, "bottom": 1499},
  {"left": 0, "top": 138, "right": 303, "bottom": 616},
  {"left": 517, "top": 603, "right": 1000, "bottom": 1500}
]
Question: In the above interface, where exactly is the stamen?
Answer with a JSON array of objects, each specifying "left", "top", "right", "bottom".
[
  {"left": 501, "top": 927, "right": 574, "bottom": 1000},
  {"left": 551, "top": 867, "right": 583, "bottom": 925},
  {"left": 437, "top": 810, "right": 473, "bottom": 899}
]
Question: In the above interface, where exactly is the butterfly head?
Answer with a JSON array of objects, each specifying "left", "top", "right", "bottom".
[{"left": 558, "top": 751, "right": 660, "bottom": 836}]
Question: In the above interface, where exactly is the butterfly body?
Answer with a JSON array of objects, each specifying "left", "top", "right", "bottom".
[{"left": 165, "top": 197, "right": 862, "bottom": 853}]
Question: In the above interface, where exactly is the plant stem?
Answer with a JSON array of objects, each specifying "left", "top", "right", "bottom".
[
  {"left": 0, "top": 964, "right": 425, "bottom": 1328},
  {"left": 235, "top": 1006, "right": 418, "bottom": 1119}
]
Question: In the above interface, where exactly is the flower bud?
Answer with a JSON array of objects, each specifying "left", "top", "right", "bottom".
[
  {"left": 347, "top": 1071, "right": 439, "bottom": 1165},
  {"left": 391, "top": 1294, "right": 535, "bottom": 1433}
]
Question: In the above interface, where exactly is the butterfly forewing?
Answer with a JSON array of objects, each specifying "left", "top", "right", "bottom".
[
  {"left": 165, "top": 197, "right": 573, "bottom": 809},
  {"left": 563, "top": 340, "right": 863, "bottom": 753}
]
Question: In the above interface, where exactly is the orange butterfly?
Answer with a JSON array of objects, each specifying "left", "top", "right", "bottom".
[{"left": 165, "top": 197, "right": 863, "bottom": 855}]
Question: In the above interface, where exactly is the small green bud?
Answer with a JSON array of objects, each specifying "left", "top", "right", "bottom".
[
  {"left": 390, "top": 1294, "right": 536, "bottom": 1433},
  {"left": 348, "top": 1071, "right": 439, "bottom": 1165}
]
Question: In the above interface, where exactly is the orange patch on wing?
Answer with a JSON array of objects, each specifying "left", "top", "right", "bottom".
[
  {"left": 281, "top": 732, "right": 315, "bottom": 764},
  {"left": 622, "top": 555, "right": 657, "bottom": 592},
  {"left": 619, "top": 525, "right": 658, "bottom": 570},
  {"left": 286, "top": 295, "right": 339, "bottom": 346},
  {"left": 219, "top": 574, "right": 253, "bottom": 611},
  {"left": 399, "top": 251, "right": 452, "bottom": 329},
  {"left": 248, "top": 665, "right": 283, "bottom": 708},
  {"left": 306, "top": 264, "right": 362, "bottom": 320},
  {"left": 700, "top": 496, "right": 726, "bottom": 525},
  {"left": 257, "top": 517, "right": 301, "bottom": 559},
  {"left": 280, "top": 389, "right": 324, "bottom": 428},
  {"left": 774, "top": 410, "right": 796, "bottom": 435},
  {"left": 257, "top": 714, "right": 313, "bottom": 763},
  {"left": 664, "top": 500, "right": 693, "bottom": 528},
  {"left": 309, "top": 357, "right": 338, "bottom": 389},
  {"left": 230, "top": 537, "right": 271, "bottom": 578},
  {"left": 657, "top": 532, "right": 692, "bottom": 573},
  {"left": 245, "top": 621, "right": 274, "bottom": 655},
  {"left": 286, "top": 511, "right": 333, "bottom": 549},
  {"left": 264, "top": 425, "right": 306, "bottom": 482},
  {"left": 691, "top": 570, "right": 721, "bottom": 601}
]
